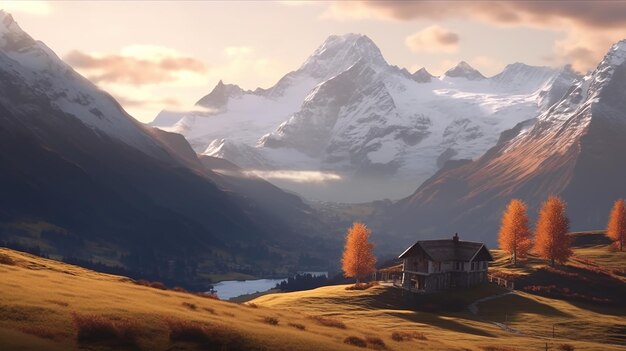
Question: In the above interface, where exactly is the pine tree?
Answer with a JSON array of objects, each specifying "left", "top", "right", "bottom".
[
  {"left": 341, "top": 222, "right": 376, "bottom": 283},
  {"left": 607, "top": 199, "right": 626, "bottom": 251},
  {"left": 498, "top": 199, "right": 533, "bottom": 265},
  {"left": 534, "top": 196, "right": 572, "bottom": 266}
]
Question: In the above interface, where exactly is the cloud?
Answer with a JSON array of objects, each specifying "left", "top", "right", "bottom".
[
  {"left": 405, "top": 25, "right": 459, "bottom": 53},
  {"left": 114, "top": 95, "right": 181, "bottom": 109},
  {"left": 322, "top": 1, "right": 626, "bottom": 72},
  {"left": 0, "top": 1, "right": 51, "bottom": 15},
  {"left": 242, "top": 170, "right": 342, "bottom": 183},
  {"left": 64, "top": 46, "right": 207, "bottom": 85},
  {"left": 322, "top": 1, "right": 626, "bottom": 28}
]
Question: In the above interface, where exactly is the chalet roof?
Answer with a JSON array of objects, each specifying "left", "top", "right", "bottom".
[{"left": 398, "top": 235, "right": 494, "bottom": 262}]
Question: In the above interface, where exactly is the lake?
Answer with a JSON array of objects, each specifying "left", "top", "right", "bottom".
[{"left": 211, "top": 278, "right": 286, "bottom": 300}]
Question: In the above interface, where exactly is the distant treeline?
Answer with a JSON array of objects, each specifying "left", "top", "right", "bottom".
[
  {"left": 275, "top": 273, "right": 329, "bottom": 292},
  {"left": 0, "top": 240, "right": 211, "bottom": 291}
]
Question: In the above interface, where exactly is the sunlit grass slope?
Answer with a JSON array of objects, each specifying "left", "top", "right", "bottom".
[
  {"left": 1, "top": 230, "right": 624, "bottom": 351},
  {"left": 0, "top": 248, "right": 372, "bottom": 351}
]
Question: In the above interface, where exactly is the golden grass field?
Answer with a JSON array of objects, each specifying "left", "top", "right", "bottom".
[{"left": 0, "top": 232, "right": 624, "bottom": 351}]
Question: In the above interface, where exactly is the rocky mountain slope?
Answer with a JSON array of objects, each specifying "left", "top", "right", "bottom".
[
  {"left": 388, "top": 40, "right": 626, "bottom": 245},
  {"left": 0, "top": 11, "right": 331, "bottom": 285},
  {"left": 152, "top": 34, "right": 579, "bottom": 202}
]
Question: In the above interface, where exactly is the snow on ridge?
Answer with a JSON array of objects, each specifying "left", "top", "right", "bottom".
[
  {"left": 0, "top": 13, "right": 163, "bottom": 157},
  {"left": 151, "top": 34, "right": 583, "bottom": 201}
]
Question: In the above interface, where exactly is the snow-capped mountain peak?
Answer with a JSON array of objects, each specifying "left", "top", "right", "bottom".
[
  {"left": 152, "top": 33, "right": 580, "bottom": 202},
  {"left": 195, "top": 79, "right": 245, "bottom": 110},
  {"left": 412, "top": 67, "right": 434, "bottom": 83},
  {"left": 444, "top": 61, "right": 485, "bottom": 80},
  {"left": 0, "top": 10, "right": 163, "bottom": 157},
  {"left": 298, "top": 33, "right": 388, "bottom": 79}
]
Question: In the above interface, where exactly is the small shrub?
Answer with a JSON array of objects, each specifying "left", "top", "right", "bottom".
[
  {"left": 0, "top": 253, "right": 15, "bottom": 265},
  {"left": 167, "top": 319, "right": 207, "bottom": 343},
  {"left": 222, "top": 311, "right": 235, "bottom": 317},
  {"left": 165, "top": 319, "right": 249, "bottom": 350},
  {"left": 309, "top": 315, "right": 346, "bottom": 329},
  {"left": 558, "top": 344, "right": 575, "bottom": 351},
  {"left": 346, "top": 281, "right": 379, "bottom": 290},
  {"left": 344, "top": 336, "right": 367, "bottom": 348},
  {"left": 182, "top": 302, "right": 197, "bottom": 311},
  {"left": 203, "top": 307, "right": 216, "bottom": 315},
  {"left": 366, "top": 336, "right": 386, "bottom": 350},
  {"left": 19, "top": 325, "right": 63, "bottom": 340},
  {"left": 263, "top": 316, "right": 279, "bottom": 326},
  {"left": 196, "top": 292, "right": 219, "bottom": 300},
  {"left": 391, "top": 331, "right": 427, "bottom": 342},
  {"left": 134, "top": 280, "right": 168, "bottom": 290},
  {"left": 72, "top": 313, "right": 139, "bottom": 347},
  {"left": 172, "top": 287, "right": 188, "bottom": 293},
  {"left": 481, "top": 346, "right": 518, "bottom": 351},
  {"left": 246, "top": 303, "right": 259, "bottom": 308},
  {"left": 288, "top": 322, "right": 305, "bottom": 330},
  {"left": 149, "top": 281, "right": 167, "bottom": 290}
]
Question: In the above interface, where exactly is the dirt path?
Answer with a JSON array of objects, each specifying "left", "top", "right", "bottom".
[{"left": 468, "top": 290, "right": 522, "bottom": 334}]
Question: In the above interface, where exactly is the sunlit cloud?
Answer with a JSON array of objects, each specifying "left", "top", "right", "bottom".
[
  {"left": 405, "top": 25, "right": 459, "bottom": 54},
  {"left": 321, "top": 1, "right": 626, "bottom": 72},
  {"left": 242, "top": 170, "right": 342, "bottom": 183},
  {"left": 0, "top": 1, "right": 51, "bottom": 15},
  {"left": 113, "top": 95, "right": 181, "bottom": 109},
  {"left": 65, "top": 46, "right": 207, "bottom": 85}
]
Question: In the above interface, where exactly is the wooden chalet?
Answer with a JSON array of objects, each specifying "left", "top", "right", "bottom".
[{"left": 398, "top": 233, "right": 493, "bottom": 293}]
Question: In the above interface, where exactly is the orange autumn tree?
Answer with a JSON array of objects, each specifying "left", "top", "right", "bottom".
[
  {"left": 607, "top": 199, "right": 626, "bottom": 251},
  {"left": 341, "top": 222, "right": 377, "bottom": 283},
  {"left": 498, "top": 199, "right": 533, "bottom": 265},
  {"left": 534, "top": 196, "right": 572, "bottom": 266}
]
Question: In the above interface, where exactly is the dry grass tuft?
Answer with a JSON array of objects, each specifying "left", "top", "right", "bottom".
[
  {"left": 134, "top": 279, "right": 167, "bottom": 290},
  {"left": 246, "top": 302, "right": 259, "bottom": 308},
  {"left": 345, "top": 281, "right": 379, "bottom": 291},
  {"left": 391, "top": 330, "right": 427, "bottom": 342},
  {"left": 72, "top": 312, "right": 139, "bottom": 347},
  {"left": 365, "top": 336, "right": 386, "bottom": 350},
  {"left": 0, "top": 252, "right": 15, "bottom": 265},
  {"left": 196, "top": 292, "right": 219, "bottom": 300},
  {"left": 19, "top": 325, "right": 66, "bottom": 340},
  {"left": 165, "top": 318, "right": 256, "bottom": 350},
  {"left": 203, "top": 306, "right": 216, "bottom": 315},
  {"left": 344, "top": 336, "right": 367, "bottom": 348},
  {"left": 309, "top": 315, "right": 347, "bottom": 329},
  {"left": 559, "top": 344, "right": 575, "bottom": 351},
  {"left": 171, "top": 286, "right": 188, "bottom": 293},
  {"left": 263, "top": 316, "right": 279, "bottom": 326},
  {"left": 222, "top": 311, "right": 235, "bottom": 317},
  {"left": 288, "top": 322, "right": 306, "bottom": 331},
  {"left": 182, "top": 302, "right": 197, "bottom": 310},
  {"left": 481, "top": 346, "right": 519, "bottom": 351}
]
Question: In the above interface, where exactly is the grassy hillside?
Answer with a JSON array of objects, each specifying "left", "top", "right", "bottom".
[
  {"left": 0, "top": 248, "right": 364, "bottom": 351},
  {"left": 0, "top": 231, "right": 624, "bottom": 351}
]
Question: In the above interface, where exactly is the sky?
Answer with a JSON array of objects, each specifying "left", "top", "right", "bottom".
[{"left": 2, "top": 0, "right": 625, "bottom": 122}]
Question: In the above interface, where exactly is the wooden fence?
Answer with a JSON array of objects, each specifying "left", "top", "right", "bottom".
[{"left": 487, "top": 274, "right": 514, "bottom": 290}]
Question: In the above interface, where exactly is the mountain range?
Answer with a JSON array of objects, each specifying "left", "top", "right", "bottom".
[
  {"left": 3, "top": 8, "right": 626, "bottom": 269},
  {"left": 0, "top": 11, "right": 334, "bottom": 287},
  {"left": 385, "top": 40, "right": 626, "bottom": 246},
  {"left": 152, "top": 34, "right": 580, "bottom": 202}
]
